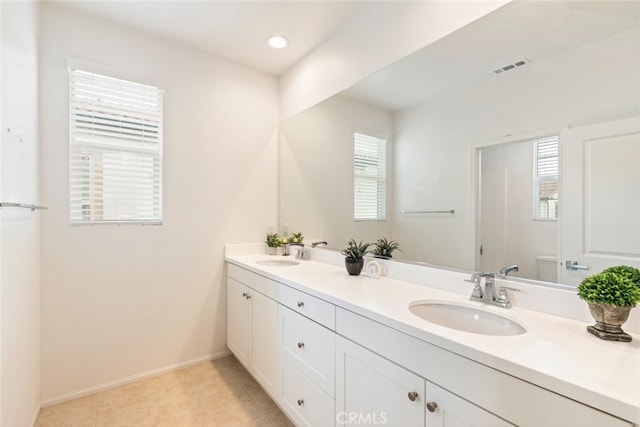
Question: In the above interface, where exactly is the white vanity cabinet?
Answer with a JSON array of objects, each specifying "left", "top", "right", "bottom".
[
  {"left": 227, "top": 264, "right": 279, "bottom": 398},
  {"left": 337, "top": 308, "right": 632, "bottom": 427},
  {"left": 336, "top": 335, "right": 513, "bottom": 427},
  {"left": 227, "top": 264, "right": 336, "bottom": 425},
  {"left": 226, "top": 260, "right": 635, "bottom": 427}
]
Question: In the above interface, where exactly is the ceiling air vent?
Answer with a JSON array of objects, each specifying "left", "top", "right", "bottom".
[{"left": 493, "top": 59, "right": 530, "bottom": 75}]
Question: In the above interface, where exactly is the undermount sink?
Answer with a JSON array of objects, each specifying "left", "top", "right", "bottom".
[
  {"left": 409, "top": 301, "right": 526, "bottom": 336},
  {"left": 256, "top": 259, "right": 300, "bottom": 267}
]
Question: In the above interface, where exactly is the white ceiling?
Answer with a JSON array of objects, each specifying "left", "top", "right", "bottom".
[
  {"left": 54, "top": 0, "right": 367, "bottom": 76},
  {"left": 346, "top": 0, "right": 640, "bottom": 111}
]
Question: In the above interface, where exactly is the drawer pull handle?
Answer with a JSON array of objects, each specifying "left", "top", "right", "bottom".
[
  {"left": 297, "top": 301, "right": 304, "bottom": 308},
  {"left": 408, "top": 391, "right": 419, "bottom": 402},
  {"left": 297, "top": 342, "right": 305, "bottom": 349},
  {"left": 297, "top": 399, "right": 304, "bottom": 406},
  {"left": 242, "top": 292, "right": 247, "bottom": 297},
  {"left": 426, "top": 401, "right": 438, "bottom": 413},
  {"left": 245, "top": 294, "right": 251, "bottom": 299}
]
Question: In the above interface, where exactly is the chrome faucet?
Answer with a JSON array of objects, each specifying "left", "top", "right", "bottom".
[
  {"left": 498, "top": 264, "right": 519, "bottom": 277},
  {"left": 466, "top": 272, "right": 517, "bottom": 309},
  {"left": 283, "top": 242, "right": 303, "bottom": 256},
  {"left": 311, "top": 241, "right": 328, "bottom": 248}
]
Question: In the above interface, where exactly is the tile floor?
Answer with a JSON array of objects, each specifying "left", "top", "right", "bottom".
[{"left": 35, "top": 355, "right": 295, "bottom": 427}]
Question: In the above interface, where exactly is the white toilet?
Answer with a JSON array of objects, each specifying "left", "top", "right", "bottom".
[{"left": 535, "top": 256, "right": 558, "bottom": 282}]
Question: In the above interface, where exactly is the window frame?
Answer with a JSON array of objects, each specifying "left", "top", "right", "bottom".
[
  {"left": 353, "top": 132, "right": 388, "bottom": 222},
  {"left": 68, "top": 59, "right": 164, "bottom": 226},
  {"left": 532, "top": 135, "right": 559, "bottom": 221}
]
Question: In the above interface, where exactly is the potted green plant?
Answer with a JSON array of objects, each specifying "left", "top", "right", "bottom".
[
  {"left": 373, "top": 237, "right": 403, "bottom": 259},
  {"left": 290, "top": 232, "right": 304, "bottom": 244},
  {"left": 577, "top": 265, "right": 640, "bottom": 342},
  {"left": 265, "top": 232, "right": 282, "bottom": 255},
  {"left": 341, "top": 239, "right": 371, "bottom": 276}
]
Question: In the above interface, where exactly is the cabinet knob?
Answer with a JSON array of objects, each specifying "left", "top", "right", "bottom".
[
  {"left": 246, "top": 294, "right": 251, "bottom": 299},
  {"left": 242, "top": 292, "right": 247, "bottom": 298},
  {"left": 297, "top": 399, "right": 304, "bottom": 406},
  {"left": 426, "top": 402, "right": 438, "bottom": 413},
  {"left": 408, "top": 391, "right": 419, "bottom": 402},
  {"left": 297, "top": 342, "right": 305, "bottom": 349},
  {"left": 297, "top": 301, "right": 304, "bottom": 308}
]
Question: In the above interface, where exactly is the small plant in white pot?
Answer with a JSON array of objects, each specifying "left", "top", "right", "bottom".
[
  {"left": 341, "top": 239, "right": 371, "bottom": 276},
  {"left": 373, "top": 237, "right": 403, "bottom": 259},
  {"left": 577, "top": 265, "right": 640, "bottom": 342},
  {"left": 265, "top": 232, "right": 282, "bottom": 255}
]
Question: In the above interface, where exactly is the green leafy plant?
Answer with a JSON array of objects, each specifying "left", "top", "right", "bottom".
[
  {"left": 341, "top": 239, "right": 371, "bottom": 260},
  {"left": 577, "top": 265, "right": 640, "bottom": 307},
  {"left": 290, "top": 232, "right": 304, "bottom": 243},
  {"left": 373, "top": 237, "right": 403, "bottom": 258},
  {"left": 265, "top": 232, "right": 282, "bottom": 248}
]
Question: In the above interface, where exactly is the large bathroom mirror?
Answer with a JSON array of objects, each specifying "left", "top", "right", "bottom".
[{"left": 280, "top": 1, "right": 640, "bottom": 286}]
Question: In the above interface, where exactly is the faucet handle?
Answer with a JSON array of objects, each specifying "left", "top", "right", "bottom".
[
  {"left": 471, "top": 283, "right": 483, "bottom": 299},
  {"left": 464, "top": 273, "right": 480, "bottom": 284},
  {"left": 495, "top": 286, "right": 520, "bottom": 308},
  {"left": 495, "top": 289, "right": 512, "bottom": 308}
]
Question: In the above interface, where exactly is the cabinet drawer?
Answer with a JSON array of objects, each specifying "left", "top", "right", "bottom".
[
  {"left": 280, "top": 305, "right": 335, "bottom": 397},
  {"left": 228, "top": 263, "right": 278, "bottom": 299},
  {"left": 279, "top": 284, "right": 335, "bottom": 330},
  {"left": 280, "top": 357, "right": 335, "bottom": 427}
]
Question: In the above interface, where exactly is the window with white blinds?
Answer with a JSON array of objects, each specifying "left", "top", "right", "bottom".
[
  {"left": 354, "top": 133, "right": 387, "bottom": 221},
  {"left": 533, "top": 135, "right": 559, "bottom": 220},
  {"left": 69, "top": 68, "right": 163, "bottom": 224}
]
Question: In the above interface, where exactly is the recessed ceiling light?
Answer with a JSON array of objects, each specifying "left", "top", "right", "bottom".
[{"left": 267, "top": 35, "right": 288, "bottom": 49}]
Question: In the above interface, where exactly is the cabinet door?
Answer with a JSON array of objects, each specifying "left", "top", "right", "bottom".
[
  {"left": 250, "top": 290, "right": 279, "bottom": 398},
  {"left": 227, "top": 277, "right": 250, "bottom": 367},
  {"left": 336, "top": 336, "right": 424, "bottom": 427},
  {"left": 424, "top": 381, "right": 514, "bottom": 427}
]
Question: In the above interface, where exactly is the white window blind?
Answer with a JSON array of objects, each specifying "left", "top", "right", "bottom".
[
  {"left": 533, "top": 135, "right": 559, "bottom": 220},
  {"left": 69, "top": 68, "right": 163, "bottom": 224},
  {"left": 354, "top": 133, "right": 387, "bottom": 221}
]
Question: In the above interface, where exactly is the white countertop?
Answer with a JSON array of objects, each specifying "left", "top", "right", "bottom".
[{"left": 225, "top": 252, "right": 640, "bottom": 424}]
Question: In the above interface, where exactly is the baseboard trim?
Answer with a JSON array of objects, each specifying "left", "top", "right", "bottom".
[
  {"left": 40, "top": 350, "right": 232, "bottom": 408},
  {"left": 30, "top": 403, "right": 40, "bottom": 427}
]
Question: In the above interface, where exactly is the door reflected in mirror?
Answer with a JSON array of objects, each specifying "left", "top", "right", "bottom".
[{"left": 477, "top": 137, "right": 558, "bottom": 282}]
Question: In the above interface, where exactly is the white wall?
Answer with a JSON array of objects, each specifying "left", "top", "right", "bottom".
[
  {"left": 279, "top": 0, "right": 510, "bottom": 119},
  {"left": 280, "top": 94, "right": 393, "bottom": 248},
  {"left": 1, "top": 1, "right": 41, "bottom": 425},
  {"left": 393, "top": 26, "right": 640, "bottom": 270},
  {"left": 39, "top": 3, "right": 279, "bottom": 403}
]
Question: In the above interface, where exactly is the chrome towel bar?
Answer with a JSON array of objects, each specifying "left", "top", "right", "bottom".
[
  {"left": 0, "top": 202, "right": 48, "bottom": 211},
  {"left": 401, "top": 209, "right": 454, "bottom": 214}
]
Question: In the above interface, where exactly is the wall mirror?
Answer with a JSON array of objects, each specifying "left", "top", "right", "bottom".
[{"left": 280, "top": 1, "right": 640, "bottom": 287}]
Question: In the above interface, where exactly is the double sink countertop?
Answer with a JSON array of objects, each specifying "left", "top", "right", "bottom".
[{"left": 225, "top": 251, "right": 640, "bottom": 424}]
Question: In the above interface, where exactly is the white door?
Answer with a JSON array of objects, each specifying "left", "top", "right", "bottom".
[
  {"left": 424, "top": 381, "right": 514, "bottom": 427},
  {"left": 478, "top": 166, "right": 507, "bottom": 273},
  {"left": 560, "top": 116, "right": 640, "bottom": 285},
  {"left": 336, "top": 336, "right": 424, "bottom": 427}
]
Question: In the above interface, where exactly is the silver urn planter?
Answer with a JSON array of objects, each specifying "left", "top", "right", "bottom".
[
  {"left": 586, "top": 303, "right": 633, "bottom": 342},
  {"left": 266, "top": 246, "right": 278, "bottom": 256}
]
